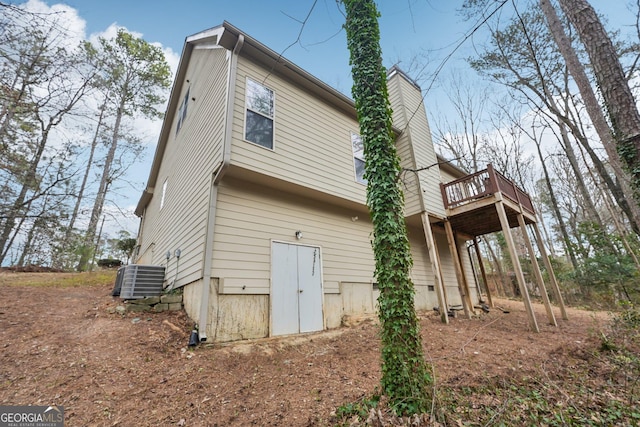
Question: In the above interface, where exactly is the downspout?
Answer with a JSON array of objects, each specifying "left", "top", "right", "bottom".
[
  {"left": 134, "top": 212, "right": 144, "bottom": 263},
  {"left": 198, "top": 33, "right": 244, "bottom": 342}
]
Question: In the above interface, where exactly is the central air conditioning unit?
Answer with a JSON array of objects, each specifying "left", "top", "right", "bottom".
[{"left": 113, "top": 265, "right": 165, "bottom": 299}]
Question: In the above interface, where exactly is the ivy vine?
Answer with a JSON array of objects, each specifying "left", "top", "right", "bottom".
[{"left": 343, "top": 0, "right": 433, "bottom": 416}]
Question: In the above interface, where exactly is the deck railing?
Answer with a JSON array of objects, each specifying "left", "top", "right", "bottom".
[{"left": 440, "top": 164, "right": 535, "bottom": 215}]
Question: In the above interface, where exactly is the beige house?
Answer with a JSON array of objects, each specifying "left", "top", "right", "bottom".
[{"left": 134, "top": 22, "right": 564, "bottom": 343}]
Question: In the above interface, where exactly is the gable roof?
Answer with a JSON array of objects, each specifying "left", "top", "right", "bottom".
[{"left": 135, "top": 22, "right": 358, "bottom": 216}]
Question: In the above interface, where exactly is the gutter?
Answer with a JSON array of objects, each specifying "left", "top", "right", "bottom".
[{"left": 198, "top": 33, "right": 244, "bottom": 342}]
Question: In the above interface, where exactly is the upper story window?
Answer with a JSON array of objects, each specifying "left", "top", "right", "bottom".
[
  {"left": 351, "top": 133, "right": 367, "bottom": 185},
  {"left": 245, "top": 78, "right": 274, "bottom": 149},
  {"left": 176, "top": 87, "right": 190, "bottom": 134}
]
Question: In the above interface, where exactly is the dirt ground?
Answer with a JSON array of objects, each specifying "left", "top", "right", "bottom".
[{"left": 0, "top": 272, "right": 611, "bottom": 426}]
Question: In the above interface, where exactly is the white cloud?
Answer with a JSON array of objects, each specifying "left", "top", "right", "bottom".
[
  {"left": 10, "top": 0, "right": 177, "bottom": 240},
  {"left": 21, "top": 0, "right": 86, "bottom": 47},
  {"left": 81, "top": 25, "right": 180, "bottom": 149},
  {"left": 160, "top": 45, "right": 181, "bottom": 76},
  {"left": 87, "top": 22, "right": 143, "bottom": 46}
]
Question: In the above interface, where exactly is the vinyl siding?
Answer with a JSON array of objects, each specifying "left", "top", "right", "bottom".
[
  {"left": 435, "top": 228, "right": 462, "bottom": 305},
  {"left": 460, "top": 240, "right": 480, "bottom": 303},
  {"left": 388, "top": 75, "right": 422, "bottom": 216},
  {"left": 407, "top": 226, "right": 439, "bottom": 310},
  {"left": 211, "top": 177, "right": 375, "bottom": 294},
  {"left": 388, "top": 72, "right": 445, "bottom": 218},
  {"left": 135, "top": 30, "right": 481, "bottom": 341},
  {"left": 228, "top": 57, "right": 367, "bottom": 204},
  {"left": 137, "top": 47, "right": 229, "bottom": 287},
  {"left": 439, "top": 168, "right": 459, "bottom": 185},
  {"left": 210, "top": 177, "right": 440, "bottom": 302},
  {"left": 433, "top": 228, "right": 478, "bottom": 307}
]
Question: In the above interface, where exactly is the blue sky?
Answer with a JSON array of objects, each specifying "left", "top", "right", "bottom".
[
  {"left": 50, "top": 0, "right": 633, "bottom": 96},
  {"left": 7, "top": 0, "right": 636, "bottom": 238},
  {"left": 63, "top": 0, "right": 474, "bottom": 95}
]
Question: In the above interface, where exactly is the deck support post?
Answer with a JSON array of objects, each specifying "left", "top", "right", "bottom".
[
  {"left": 421, "top": 213, "right": 449, "bottom": 324},
  {"left": 495, "top": 197, "right": 539, "bottom": 332},
  {"left": 532, "top": 222, "right": 568, "bottom": 320},
  {"left": 517, "top": 214, "right": 557, "bottom": 327},
  {"left": 444, "top": 219, "right": 473, "bottom": 319}
]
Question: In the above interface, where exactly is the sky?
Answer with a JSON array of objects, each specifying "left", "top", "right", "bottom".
[
  {"left": 6, "top": 0, "right": 637, "bottom": 240},
  {"left": 43, "top": 0, "right": 634, "bottom": 95}
]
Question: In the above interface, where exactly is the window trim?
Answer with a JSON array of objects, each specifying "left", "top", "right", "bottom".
[
  {"left": 160, "top": 179, "right": 168, "bottom": 210},
  {"left": 244, "top": 77, "right": 275, "bottom": 150},
  {"left": 176, "top": 87, "right": 190, "bottom": 134},
  {"left": 351, "top": 132, "right": 366, "bottom": 185}
]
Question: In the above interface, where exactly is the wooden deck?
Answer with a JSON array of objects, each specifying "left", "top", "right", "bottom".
[{"left": 439, "top": 164, "right": 536, "bottom": 237}]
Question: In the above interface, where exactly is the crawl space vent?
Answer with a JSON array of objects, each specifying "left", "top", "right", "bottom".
[{"left": 118, "top": 265, "right": 165, "bottom": 299}]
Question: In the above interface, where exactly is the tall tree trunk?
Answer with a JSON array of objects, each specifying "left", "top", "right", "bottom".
[
  {"left": 0, "top": 62, "right": 40, "bottom": 262},
  {"left": 343, "top": 0, "right": 431, "bottom": 415},
  {"left": 0, "top": 126, "right": 51, "bottom": 264},
  {"left": 525, "top": 58, "right": 639, "bottom": 234},
  {"left": 587, "top": 165, "right": 640, "bottom": 269},
  {"left": 1, "top": 204, "right": 30, "bottom": 263},
  {"left": 76, "top": 100, "right": 124, "bottom": 271},
  {"left": 540, "top": 0, "right": 640, "bottom": 231},
  {"left": 0, "top": 68, "right": 30, "bottom": 151},
  {"left": 535, "top": 134, "right": 580, "bottom": 270},
  {"left": 557, "top": 121, "right": 603, "bottom": 226},
  {"left": 573, "top": 130, "right": 640, "bottom": 233},
  {"left": 69, "top": 100, "right": 106, "bottom": 233},
  {"left": 481, "top": 235, "right": 508, "bottom": 296},
  {"left": 55, "top": 99, "right": 107, "bottom": 269},
  {"left": 538, "top": 206, "right": 557, "bottom": 257},
  {"left": 18, "top": 198, "right": 47, "bottom": 267},
  {"left": 557, "top": 0, "right": 640, "bottom": 197}
]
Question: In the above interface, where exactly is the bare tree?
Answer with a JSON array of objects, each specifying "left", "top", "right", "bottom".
[
  {"left": 470, "top": 3, "right": 638, "bottom": 234},
  {"left": 432, "top": 72, "right": 490, "bottom": 172},
  {"left": 557, "top": 0, "right": 640, "bottom": 197},
  {"left": 539, "top": 0, "right": 640, "bottom": 230},
  {"left": 0, "top": 7, "right": 93, "bottom": 264}
]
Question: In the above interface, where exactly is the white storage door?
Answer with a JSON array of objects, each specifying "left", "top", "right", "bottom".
[{"left": 271, "top": 242, "right": 323, "bottom": 336}]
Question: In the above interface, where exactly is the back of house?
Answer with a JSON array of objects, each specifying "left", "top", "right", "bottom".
[{"left": 134, "top": 22, "right": 478, "bottom": 343}]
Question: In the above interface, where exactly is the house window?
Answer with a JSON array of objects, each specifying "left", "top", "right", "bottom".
[
  {"left": 351, "top": 133, "right": 366, "bottom": 184},
  {"left": 176, "top": 87, "right": 190, "bottom": 134},
  {"left": 160, "top": 179, "right": 168, "bottom": 210},
  {"left": 245, "top": 78, "right": 274, "bottom": 149}
]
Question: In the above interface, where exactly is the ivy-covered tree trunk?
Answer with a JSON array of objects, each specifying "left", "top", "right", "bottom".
[{"left": 343, "top": 0, "right": 431, "bottom": 415}]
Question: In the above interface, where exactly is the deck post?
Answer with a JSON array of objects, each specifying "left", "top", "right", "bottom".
[
  {"left": 495, "top": 197, "right": 539, "bottom": 332},
  {"left": 531, "top": 222, "right": 568, "bottom": 320},
  {"left": 486, "top": 163, "right": 498, "bottom": 193},
  {"left": 517, "top": 214, "right": 557, "bottom": 326},
  {"left": 473, "top": 237, "right": 493, "bottom": 308},
  {"left": 444, "top": 219, "right": 473, "bottom": 319},
  {"left": 421, "top": 213, "right": 449, "bottom": 324}
]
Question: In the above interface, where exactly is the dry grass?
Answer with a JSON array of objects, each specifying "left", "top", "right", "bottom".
[{"left": 0, "top": 270, "right": 117, "bottom": 288}]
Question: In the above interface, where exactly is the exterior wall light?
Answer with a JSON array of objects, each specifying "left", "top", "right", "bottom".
[{"left": 295, "top": 231, "right": 303, "bottom": 240}]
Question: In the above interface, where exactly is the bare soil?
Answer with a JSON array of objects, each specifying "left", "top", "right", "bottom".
[{"left": 0, "top": 272, "right": 612, "bottom": 426}]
